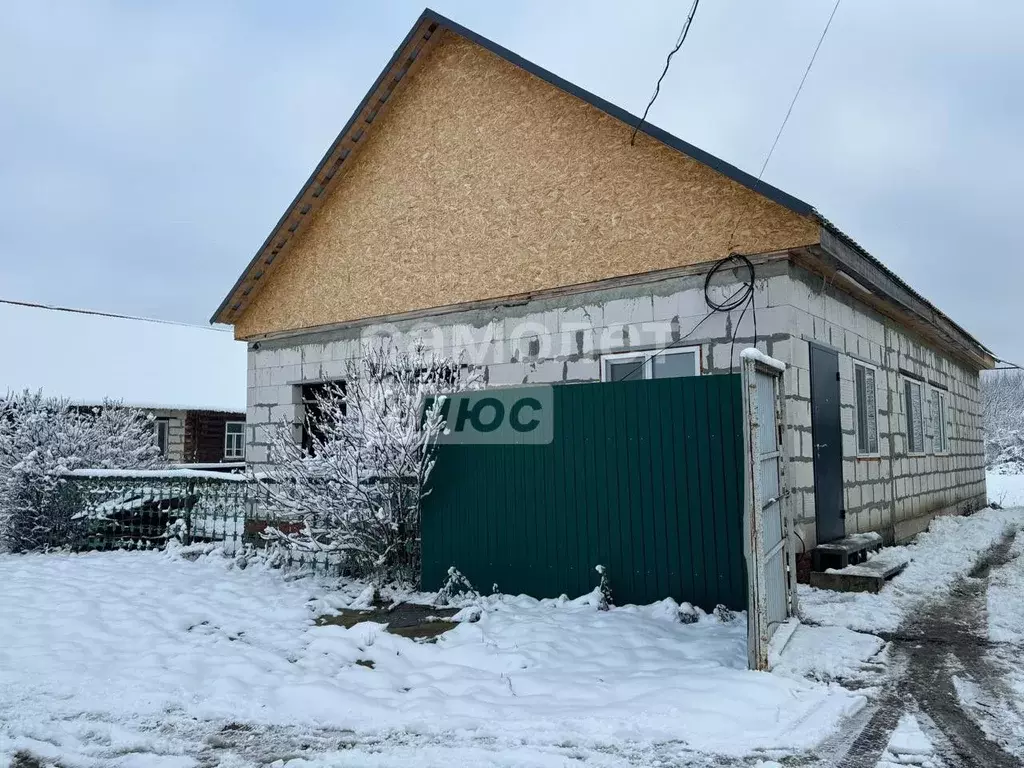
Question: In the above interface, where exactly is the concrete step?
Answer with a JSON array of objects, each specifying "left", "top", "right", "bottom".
[
  {"left": 809, "top": 553, "right": 909, "bottom": 594},
  {"left": 811, "top": 531, "right": 883, "bottom": 572}
]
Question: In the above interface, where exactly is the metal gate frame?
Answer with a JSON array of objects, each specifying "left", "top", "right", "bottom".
[{"left": 741, "top": 350, "right": 798, "bottom": 670}]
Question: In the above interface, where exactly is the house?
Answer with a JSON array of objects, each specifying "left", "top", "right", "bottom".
[
  {"left": 132, "top": 406, "right": 246, "bottom": 464},
  {"left": 1, "top": 300, "right": 247, "bottom": 464},
  {"left": 212, "top": 10, "right": 992, "bottom": 574}
]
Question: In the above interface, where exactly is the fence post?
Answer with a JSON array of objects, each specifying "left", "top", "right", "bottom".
[{"left": 742, "top": 355, "right": 769, "bottom": 671}]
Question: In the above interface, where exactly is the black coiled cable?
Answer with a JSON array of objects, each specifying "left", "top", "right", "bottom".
[
  {"left": 617, "top": 251, "right": 758, "bottom": 380},
  {"left": 704, "top": 252, "right": 757, "bottom": 374}
]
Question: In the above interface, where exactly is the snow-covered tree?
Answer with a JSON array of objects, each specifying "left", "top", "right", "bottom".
[
  {"left": 982, "top": 370, "right": 1024, "bottom": 471},
  {"left": 257, "top": 344, "right": 469, "bottom": 582},
  {"left": 0, "top": 391, "right": 163, "bottom": 551}
]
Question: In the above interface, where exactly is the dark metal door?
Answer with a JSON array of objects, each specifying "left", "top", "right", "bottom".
[{"left": 809, "top": 345, "right": 844, "bottom": 542}]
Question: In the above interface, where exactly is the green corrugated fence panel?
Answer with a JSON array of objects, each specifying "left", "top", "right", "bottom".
[{"left": 421, "top": 374, "right": 746, "bottom": 610}]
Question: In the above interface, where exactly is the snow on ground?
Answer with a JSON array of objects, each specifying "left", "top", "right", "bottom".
[
  {"left": 771, "top": 621, "right": 886, "bottom": 685},
  {"left": 951, "top": 514, "right": 1024, "bottom": 758},
  {"left": 987, "top": 527, "right": 1024, "bottom": 644},
  {"left": 988, "top": 471, "right": 1024, "bottom": 509},
  {"left": 799, "top": 506, "right": 1024, "bottom": 633},
  {"left": 952, "top": 657, "right": 1024, "bottom": 761},
  {"left": 0, "top": 548, "right": 865, "bottom": 767},
  {"left": 982, "top": 469, "right": 1024, "bottom": 750},
  {"left": 874, "top": 713, "right": 939, "bottom": 768}
]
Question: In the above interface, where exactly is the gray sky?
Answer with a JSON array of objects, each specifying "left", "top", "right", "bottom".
[{"left": 3, "top": 1, "right": 1022, "bottom": 362}]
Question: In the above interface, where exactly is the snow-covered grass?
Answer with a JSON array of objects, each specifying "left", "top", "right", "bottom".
[
  {"left": 799, "top": 506, "right": 1024, "bottom": 633},
  {"left": 0, "top": 548, "right": 865, "bottom": 767}
]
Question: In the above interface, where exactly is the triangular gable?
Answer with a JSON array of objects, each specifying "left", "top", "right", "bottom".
[
  {"left": 214, "top": 6, "right": 823, "bottom": 335},
  {"left": 214, "top": 9, "right": 821, "bottom": 337}
]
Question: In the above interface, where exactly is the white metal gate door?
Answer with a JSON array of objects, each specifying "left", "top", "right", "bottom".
[
  {"left": 742, "top": 350, "right": 795, "bottom": 670},
  {"left": 756, "top": 370, "right": 788, "bottom": 630}
]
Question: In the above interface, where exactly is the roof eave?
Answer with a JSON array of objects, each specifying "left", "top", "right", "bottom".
[{"left": 814, "top": 216, "right": 995, "bottom": 369}]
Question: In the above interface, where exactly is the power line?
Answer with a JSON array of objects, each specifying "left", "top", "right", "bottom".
[
  {"left": 726, "top": 0, "right": 841, "bottom": 255},
  {"left": 623, "top": 1, "right": 842, "bottom": 375},
  {"left": 757, "top": 0, "right": 842, "bottom": 179},
  {"left": 994, "top": 358, "right": 1024, "bottom": 372},
  {"left": 630, "top": 0, "right": 701, "bottom": 146},
  {"left": 0, "top": 297, "right": 230, "bottom": 332}
]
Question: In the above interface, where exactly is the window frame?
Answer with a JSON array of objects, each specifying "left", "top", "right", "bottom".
[
  {"left": 154, "top": 417, "right": 169, "bottom": 458},
  {"left": 299, "top": 379, "right": 346, "bottom": 455},
  {"left": 599, "top": 346, "right": 701, "bottom": 382},
  {"left": 903, "top": 376, "right": 925, "bottom": 455},
  {"left": 853, "top": 360, "right": 880, "bottom": 457},
  {"left": 224, "top": 421, "right": 246, "bottom": 460},
  {"left": 930, "top": 387, "right": 950, "bottom": 455}
]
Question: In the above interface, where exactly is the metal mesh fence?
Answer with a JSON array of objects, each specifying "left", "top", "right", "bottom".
[{"left": 57, "top": 472, "right": 348, "bottom": 575}]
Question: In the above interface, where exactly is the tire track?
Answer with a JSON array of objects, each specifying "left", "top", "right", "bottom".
[{"left": 799, "top": 530, "right": 1023, "bottom": 767}]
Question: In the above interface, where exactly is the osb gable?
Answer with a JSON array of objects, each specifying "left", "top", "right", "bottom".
[{"left": 234, "top": 30, "right": 820, "bottom": 339}]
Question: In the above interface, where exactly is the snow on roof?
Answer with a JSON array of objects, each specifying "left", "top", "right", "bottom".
[
  {"left": 1, "top": 302, "right": 246, "bottom": 413},
  {"left": 66, "top": 468, "right": 247, "bottom": 482}
]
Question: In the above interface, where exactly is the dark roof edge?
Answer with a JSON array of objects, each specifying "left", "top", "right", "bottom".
[
  {"left": 817, "top": 218, "right": 995, "bottom": 367},
  {"left": 429, "top": 8, "right": 815, "bottom": 217},
  {"left": 210, "top": 11, "right": 437, "bottom": 324},
  {"left": 211, "top": 7, "right": 816, "bottom": 324}
]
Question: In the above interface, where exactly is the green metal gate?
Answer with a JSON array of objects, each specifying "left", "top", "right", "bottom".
[{"left": 421, "top": 374, "right": 746, "bottom": 609}]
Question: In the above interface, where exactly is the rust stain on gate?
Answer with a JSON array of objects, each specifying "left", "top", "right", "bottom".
[{"left": 421, "top": 374, "right": 746, "bottom": 610}]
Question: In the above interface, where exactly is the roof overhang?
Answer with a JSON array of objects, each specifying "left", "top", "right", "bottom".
[{"left": 800, "top": 221, "right": 995, "bottom": 370}]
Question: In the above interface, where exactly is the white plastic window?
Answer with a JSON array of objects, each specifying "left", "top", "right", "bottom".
[
  {"left": 224, "top": 421, "right": 245, "bottom": 459},
  {"left": 600, "top": 347, "right": 700, "bottom": 382}
]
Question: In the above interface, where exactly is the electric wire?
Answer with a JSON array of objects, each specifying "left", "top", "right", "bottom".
[
  {"left": 706, "top": 0, "right": 842, "bottom": 362},
  {"left": 994, "top": 359, "right": 1024, "bottom": 371},
  {"left": 704, "top": 253, "right": 757, "bottom": 374},
  {"left": 757, "top": 0, "right": 842, "bottom": 180},
  {"left": 0, "top": 297, "right": 231, "bottom": 332},
  {"left": 630, "top": 0, "right": 701, "bottom": 146}
]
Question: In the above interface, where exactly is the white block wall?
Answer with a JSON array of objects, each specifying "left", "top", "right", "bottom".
[
  {"left": 244, "top": 262, "right": 793, "bottom": 467},
  {"left": 783, "top": 266, "right": 986, "bottom": 547},
  {"left": 243, "top": 258, "right": 987, "bottom": 547},
  {"left": 145, "top": 408, "right": 186, "bottom": 464}
]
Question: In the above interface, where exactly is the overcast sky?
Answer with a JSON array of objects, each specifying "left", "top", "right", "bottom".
[{"left": 3, "top": 1, "right": 1022, "bottom": 362}]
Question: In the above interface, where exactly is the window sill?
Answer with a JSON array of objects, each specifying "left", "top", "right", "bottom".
[{"left": 855, "top": 454, "right": 881, "bottom": 461}]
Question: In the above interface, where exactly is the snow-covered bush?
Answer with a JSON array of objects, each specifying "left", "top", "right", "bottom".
[
  {"left": 982, "top": 371, "right": 1024, "bottom": 472},
  {"left": 0, "top": 391, "right": 163, "bottom": 551},
  {"left": 257, "top": 344, "right": 469, "bottom": 583}
]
